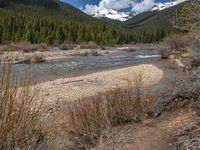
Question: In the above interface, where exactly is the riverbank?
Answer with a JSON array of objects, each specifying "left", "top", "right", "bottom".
[
  {"left": 0, "top": 44, "right": 159, "bottom": 64},
  {"left": 35, "top": 61, "right": 180, "bottom": 105}
]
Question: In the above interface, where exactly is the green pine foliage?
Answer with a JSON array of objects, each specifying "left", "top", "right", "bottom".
[
  {"left": 0, "top": 0, "right": 173, "bottom": 45},
  {"left": 0, "top": 8, "right": 136, "bottom": 44}
]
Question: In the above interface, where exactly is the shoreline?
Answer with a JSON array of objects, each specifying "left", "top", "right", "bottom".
[{"left": 35, "top": 64, "right": 164, "bottom": 105}]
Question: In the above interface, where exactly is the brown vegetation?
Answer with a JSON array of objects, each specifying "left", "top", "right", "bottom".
[
  {"left": 161, "top": 34, "right": 187, "bottom": 59},
  {"left": 66, "top": 75, "right": 154, "bottom": 149},
  {"left": 0, "top": 42, "right": 48, "bottom": 53},
  {"left": 0, "top": 66, "right": 45, "bottom": 149},
  {"left": 60, "top": 43, "right": 74, "bottom": 50},
  {"left": 80, "top": 41, "right": 98, "bottom": 49},
  {"left": 25, "top": 54, "right": 45, "bottom": 64}
]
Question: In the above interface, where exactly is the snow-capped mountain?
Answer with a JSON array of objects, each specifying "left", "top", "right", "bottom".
[
  {"left": 92, "top": 9, "right": 133, "bottom": 22},
  {"left": 152, "top": 1, "right": 185, "bottom": 11},
  {"left": 86, "top": 1, "right": 186, "bottom": 22}
]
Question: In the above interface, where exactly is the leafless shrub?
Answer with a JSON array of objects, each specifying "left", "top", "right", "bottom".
[
  {"left": 0, "top": 65, "right": 45, "bottom": 150},
  {"left": 80, "top": 42, "right": 88, "bottom": 49},
  {"left": 164, "top": 34, "right": 186, "bottom": 50},
  {"left": 80, "top": 41, "right": 98, "bottom": 49},
  {"left": 25, "top": 54, "right": 45, "bottom": 64},
  {"left": 1, "top": 44, "right": 19, "bottom": 52},
  {"left": 18, "top": 41, "right": 37, "bottom": 53},
  {"left": 161, "top": 34, "right": 187, "bottom": 59},
  {"left": 0, "top": 42, "right": 49, "bottom": 53},
  {"left": 88, "top": 41, "right": 98, "bottom": 49},
  {"left": 60, "top": 43, "right": 74, "bottom": 50},
  {"left": 36, "top": 43, "right": 48, "bottom": 52},
  {"left": 101, "top": 46, "right": 106, "bottom": 50},
  {"left": 67, "top": 74, "right": 154, "bottom": 149}
]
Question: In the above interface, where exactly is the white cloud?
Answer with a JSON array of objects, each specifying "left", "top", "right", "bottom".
[
  {"left": 84, "top": 4, "right": 101, "bottom": 15},
  {"left": 131, "top": 0, "right": 155, "bottom": 14},
  {"left": 83, "top": 0, "right": 133, "bottom": 15},
  {"left": 83, "top": 0, "right": 187, "bottom": 16},
  {"left": 99, "top": 0, "right": 133, "bottom": 10}
]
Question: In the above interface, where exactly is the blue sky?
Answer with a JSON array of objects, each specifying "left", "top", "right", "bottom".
[
  {"left": 62, "top": 0, "right": 185, "bottom": 14},
  {"left": 63, "top": 0, "right": 177, "bottom": 8}
]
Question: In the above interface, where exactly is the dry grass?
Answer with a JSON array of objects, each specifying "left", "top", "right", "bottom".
[
  {"left": 66, "top": 74, "right": 154, "bottom": 149},
  {"left": 60, "top": 43, "right": 74, "bottom": 50},
  {"left": 36, "top": 43, "right": 48, "bottom": 52},
  {"left": 0, "top": 65, "right": 45, "bottom": 149},
  {"left": 80, "top": 41, "right": 98, "bottom": 49},
  {"left": 0, "top": 42, "right": 48, "bottom": 53}
]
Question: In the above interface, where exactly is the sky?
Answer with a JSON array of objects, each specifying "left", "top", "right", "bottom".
[{"left": 62, "top": 0, "right": 185, "bottom": 14}]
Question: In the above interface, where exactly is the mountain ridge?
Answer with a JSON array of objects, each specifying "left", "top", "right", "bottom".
[{"left": 84, "top": 1, "right": 186, "bottom": 22}]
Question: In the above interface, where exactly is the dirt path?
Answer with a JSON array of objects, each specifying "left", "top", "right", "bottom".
[
  {"left": 127, "top": 110, "right": 195, "bottom": 150},
  {"left": 98, "top": 109, "right": 195, "bottom": 150}
]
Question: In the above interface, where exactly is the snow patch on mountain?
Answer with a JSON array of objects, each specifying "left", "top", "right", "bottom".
[
  {"left": 92, "top": 9, "right": 133, "bottom": 21},
  {"left": 152, "top": 2, "right": 177, "bottom": 11},
  {"left": 83, "top": 0, "right": 187, "bottom": 22}
]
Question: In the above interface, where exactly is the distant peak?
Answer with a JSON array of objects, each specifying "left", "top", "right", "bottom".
[
  {"left": 89, "top": 9, "right": 133, "bottom": 22},
  {"left": 151, "top": 2, "right": 177, "bottom": 11}
]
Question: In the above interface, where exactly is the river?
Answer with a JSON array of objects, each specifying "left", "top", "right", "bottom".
[{"left": 0, "top": 49, "right": 161, "bottom": 84}]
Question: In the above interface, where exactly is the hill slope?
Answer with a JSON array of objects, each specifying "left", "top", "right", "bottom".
[
  {"left": 0, "top": 0, "right": 134, "bottom": 44},
  {"left": 0, "top": 0, "right": 99, "bottom": 23},
  {"left": 125, "top": 2, "right": 187, "bottom": 32}
]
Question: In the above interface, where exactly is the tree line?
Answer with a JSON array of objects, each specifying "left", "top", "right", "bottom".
[{"left": 0, "top": 9, "right": 169, "bottom": 45}]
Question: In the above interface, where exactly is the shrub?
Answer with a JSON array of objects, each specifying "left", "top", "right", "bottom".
[
  {"left": 80, "top": 42, "right": 88, "bottom": 49},
  {"left": 67, "top": 75, "right": 154, "bottom": 148},
  {"left": 80, "top": 41, "right": 98, "bottom": 49},
  {"left": 87, "top": 41, "right": 98, "bottom": 49},
  {"left": 0, "top": 65, "right": 45, "bottom": 149},
  {"left": 60, "top": 43, "right": 74, "bottom": 50},
  {"left": 161, "top": 34, "right": 187, "bottom": 59},
  {"left": 25, "top": 54, "right": 45, "bottom": 64},
  {"left": 0, "top": 42, "right": 49, "bottom": 52},
  {"left": 36, "top": 43, "right": 48, "bottom": 52},
  {"left": 163, "top": 34, "right": 186, "bottom": 50},
  {"left": 1, "top": 44, "right": 18, "bottom": 51},
  {"left": 101, "top": 46, "right": 106, "bottom": 50},
  {"left": 18, "top": 41, "right": 37, "bottom": 53}
]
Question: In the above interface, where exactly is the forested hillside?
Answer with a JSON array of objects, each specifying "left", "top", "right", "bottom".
[
  {"left": 0, "top": 0, "right": 135, "bottom": 44},
  {"left": 0, "top": 0, "right": 187, "bottom": 44},
  {"left": 125, "top": 2, "right": 187, "bottom": 32}
]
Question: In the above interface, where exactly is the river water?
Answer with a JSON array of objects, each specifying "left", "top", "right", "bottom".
[{"left": 0, "top": 50, "right": 161, "bottom": 84}]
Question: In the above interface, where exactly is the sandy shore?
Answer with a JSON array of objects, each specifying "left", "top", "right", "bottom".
[{"left": 35, "top": 64, "right": 164, "bottom": 105}]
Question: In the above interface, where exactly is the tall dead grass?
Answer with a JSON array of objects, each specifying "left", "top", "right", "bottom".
[
  {"left": 0, "top": 65, "right": 45, "bottom": 149},
  {"left": 67, "top": 74, "right": 154, "bottom": 148}
]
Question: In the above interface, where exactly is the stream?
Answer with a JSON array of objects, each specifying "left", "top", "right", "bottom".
[{"left": 0, "top": 49, "right": 161, "bottom": 84}]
